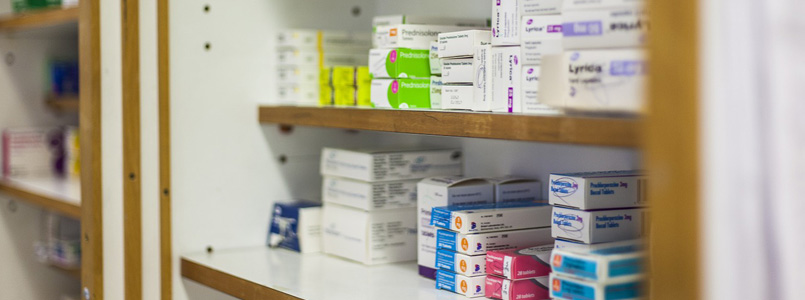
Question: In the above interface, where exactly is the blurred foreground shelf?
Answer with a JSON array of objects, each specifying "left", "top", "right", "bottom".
[{"left": 0, "top": 176, "right": 81, "bottom": 219}]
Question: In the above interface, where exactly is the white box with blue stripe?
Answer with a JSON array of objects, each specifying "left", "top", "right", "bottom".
[
  {"left": 550, "top": 240, "right": 644, "bottom": 281},
  {"left": 435, "top": 249, "right": 486, "bottom": 277},
  {"left": 431, "top": 201, "right": 552, "bottom": 234},
  {"left": 549, "top": 170, "right": 646, "bottom": 210},
  {"left": 562, "top": 6, "right": 648, "bottom": 50},
  {"left": 549, "top": 272, "right": 643, "bottom": 300},
  {"left": 436, "top": 269, "right": 486, "bottom": 298},
  {"left": 437, "top": 227, "right": 553, "bottom": 255},
  {"left": 551, "top": 206, "right": 645, "bottom": 244}
]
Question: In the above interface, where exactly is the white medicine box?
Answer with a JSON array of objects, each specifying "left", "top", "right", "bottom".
[
  {"left": 551, "top": 206, "right": 645, "bottom": 244},
  {"left": 549, "top": 170, "right": 646, "bottom": 210},
  {"left": 322, "top": 204, "right": 417, "bottom": 265},
  {"left": 320, "top": 148, "right": 463, "bottom": 182},
  {"left": 322, "top": 176, "right": 418, "bottom": 211}
]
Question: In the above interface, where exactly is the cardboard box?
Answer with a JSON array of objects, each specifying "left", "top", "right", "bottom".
[
  {"left": 268, "top": 201, "right": 322, "bottom": 253},
  {"left": 438, "top": 30, "right": 492, "bottom": 58},
  {"left": 278, "top": 66, "right": 320, "bottom": 86},
  {"left": 563, "top": 0, "right": 644, "bottom": 11},
  {"left": 490, "top": 46, "right": 522, "bottom": 112},
  {"left": 333, "top": 86, "right": 356, "bottom": 106},
  {"left": 473, "top": 45, "right": 493, "bottom": 111},
  {"left": 485, "top": 275, "right": 550, "bottom": 300},
  {"left": 437, "top": 227, "right": 553, "bottom": 255},
  {"left": 492, "top": 0, "right": 520, "bottom": 45},
  {"left": 369, "top": 48, "right": 431, "bottom": 79},
  {"left": 441, "top": 85, "right": 475, "bottom": 110},
  {"left": 549, "top": 273, "right": 644, "bottom": 300},
  {"left": 331, "top": 66, "right": 355, "bottom": 86},
  {"left": 322, "top": 176, "right": 419, "bottom": 211},
  {"left": 486, "top": 244, "right": 553, "bottom": 279},
  {"left": 277, "top": 49, "right": 369, "bottom": 67},
  {"left": 430, "top": 41, "right": 443, "bottom": 75},
  {"left": 431, "top": 202, "right": 552, "bottom": 234},
  {"left": 372, "top": 15, "right": 489, "bottom": 29},
  {"left": 436, "top": 270, "right": 486, "bottom": 298},
  {"left": 490, "top": 177, "right": 543, "bottom": 203},
  {"left": 436, "top": 249, "right": 487, "bottom": 277},
  {"left": 418, "top": 177, "right": 493, "bottom": 279},
  {"left": 520, "top": 15, "right": 563, "bottom": 65},
  {"left": 370, "top": 79, "right": 432, "bottom": 109},
  {"left": 2, "top": 127, "right": 65, "bottom": 177},
  {"left": 521, "top": 66, "right": 561, "bottom": 115},
  {"left": 562, "top": 49, "right": 647, "bottom": 113},
  {"left": 319, "top": 85, "right": 333, "bottom": 106},
  {"left": 550, "top": 242, "right": 644, "bottom": 281},
  {"left": 277, "top": 30, "right": 371, "bottom": 50},
  {"left": 356, "top": 83, "right": 371, "bottom": 107},
  {"left": 277, "top": 84, "right": 319, "bottom": 106},
  {"left": 551, "top": 206, "right": 644, "bottom": 244},
  {"left": 521, "top": 0, "right": 564, "bottom": 16},
  {"left": 442, "top": 58, "right": 475, "bottom": 84},
  {"left": 562, "top": 7, "right": 649, "bottom": 50},
  {"left": 321, "top": 148, "right": 463, "bottom": 182},
  {"left": 322, "top": 204, "right": 417, "bottom": 265},
  {"left": 549, "top": 170, "right": 646, "bottom": 210},
  {"left": 375, "top": 24, "right": 479, "bottom": 50},
  {"left": 430, "top": 76, "right": 443, "bottom": 109}
]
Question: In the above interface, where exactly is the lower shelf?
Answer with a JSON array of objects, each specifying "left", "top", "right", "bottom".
[
  {"left": 0, "top": 176, "right": 81, "bottom": 219},
  {"left": 181, "top": 247, "right": 465, "bottom": 300}
]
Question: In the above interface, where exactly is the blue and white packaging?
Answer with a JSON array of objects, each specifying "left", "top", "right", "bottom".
[
  {"left": 490, "top": 177, "right": 543, "bottom": 203},
  {"left": 549, "top": 272, "right": 643, "bottom": 300},
  {"left": 549, "top": 170, "right": 646, "bottom": 210},
  {"left": 550, "top": 241, "right": 644, "bottom": 281},
  {"left": 268, "top": 201, "right": 323, "bottom": 253},
  {"left": 562, "top": 6, "right": 649, "bottom": 50},
  {"left": 554, "top": 238, "right": 642, "bottom": 251},
  {"left": 551, "top": 206, "right": 644, "bottom": 244},
  {"left": 437, "top": 227, "right": 553, "bottom": 255},
  {"left": 436, "top": 270, "right": 487, "bottom": 298},
  {"left": 431, "top": 201, "right": 551, "bottom": 234},
  {"left": 436, "top": 249, "right": 487, "bottom": 276}
]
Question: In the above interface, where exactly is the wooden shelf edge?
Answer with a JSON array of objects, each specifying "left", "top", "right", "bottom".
[
  {"left": 0, "top": 7, "right": 79, "bottom": 31},
  {"left": 0, "top": 179, "right": 81, "bottom": 219},
  {"left": 48, "top": 263, "right": 81, "bottom": 279},
  {"left": 181, "top": 257, "right": 301, "bottom": 300},
  {"left": 258, "top": 106, "right": 642, "bottom": 148},
  {"left": 46, "top": 96, "right": 80, "bottom": 111}
]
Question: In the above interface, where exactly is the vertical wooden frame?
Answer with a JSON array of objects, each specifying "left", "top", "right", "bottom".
[
  {"left": 646, "top": 0, "right": 701, "bottom": 298},
  {"left": 158, "top": 0, "right": 172, "bottom": 299}
]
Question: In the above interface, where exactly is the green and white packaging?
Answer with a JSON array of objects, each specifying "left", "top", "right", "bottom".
[
  {"left": 370, "top": 79, "right": 431, "bottom": 109},
  {"left": 369, "top": 48, "right": 431, "bottom": 79}
]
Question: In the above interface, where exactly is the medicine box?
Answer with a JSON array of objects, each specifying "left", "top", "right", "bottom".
[
  {"left": 319, "top": 85, "right": 333, "bottom": 106},
  {"left": 521, "top": 66, "right": 561, "bottom": 115},
  {"left": 429, "top": 41, "right": 442, "bottom": 75},
  {"left": 436, "top": 249, "right": 487, "bottom": 277},
  {"left": 550, "top": 242, "right": 644, "bottom": 281},
  {"left": 322, "top": 176, "right": 418, "bottom": 211},
  {"left": 486, "top": 244, "right": 553, "bottom": 279},
  {"left": 331, "top": 66, "right": 357, "bottom": 86},
  {"left": 437, "top": 227, "right": 553, "bottom": 255},
  {"left": 277, "top": 84, "right": 319, "bottom": 106},
  {"left": 372, "top": 15, "right": 489, "bottom": 29},
  {"left": 563, "top": 0, "right": 644, "bottom": 11},
  {"left": 430, "top": 76, "right": 443, "bottom": 109},
  {"left": 490, "top": 46, "right": 523, "bottom": 112},
  {"left": 438, "top": 30, "right": 491, "bottom": 58},
  {"left": 492, "top": 0, "right": 521, "bottom": 45},
  {"left": 520, "top": 15, "right": 563, "bottom": 65},
  {"left": 277, "top": 30, "right": 371, "bottom": 50},
  {"left": 549, "top": 170, "right": 646, "bottom": 210},
  {"left": 536, "top": 54, "right": 566, "bottom": 111},
  {"left": 549, "top": 272, "right": 643, "bottom": 300},
  {"left": 441, "top": 85, "right": 475, "bottom": 110},
  {"left": 431, "top": 201, "right": 552, "bottom": 234},
  {"left": 370, "top": 79, "right": 431, "bottom": 109},
  {"left": 278, "top": 66, "right": 320, "bottom": 86},
  {"left": 277, "top": 49, "right": 369, "bottom": 67},
  {"left": 321, "top": 148, "right": 463, "bottom": 182},
  {"left": 473, "top": 45, "right": 493, "bottom": 111},
  {"left": 490, "top": 177, "right": 542, "bottom": 203},
  {"left": 322, "top": 204, "right": 417, "bottom": 265},
  {"left": 418, "top": 177, "right": 493, "bottom": 279},
  {"left": 521, "top": 0, "right": 564, "bottom": 16},
  {"left": 441, "top": 58, "right": 475, "bottom": 84},
  {"left": 485, "top": 275, "right": 550, "bottom": 300},
  {"left": 552, "top": 206, "right": 644, "bottom": 244},
  {"left": 267, "top": 201, "right": 322, "bottom": 253},
  {"left": 563, "top": 49, "right": 648, "bottom": 113},
  {"left": 2, "top": 127, "right": 65, "bottom": 177},
  {"left": 375, "top": 24, "right": 478, "bottom": 50},
  {"left": 562, "top": 7, "right": 649, "bottom": 50},
  {"left": 334, "top": 86, "right": 355, "bottom": 106},
  {"left": 436, "top": 270, "right": 486, "bottom": 298},
  {"left": 369, "top": 48, "right": 431, "bottom": 79}
]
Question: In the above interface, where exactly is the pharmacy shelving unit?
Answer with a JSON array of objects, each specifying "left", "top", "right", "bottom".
[
  {"left": 0, "top": 176, "right": 81, "bottom": 218},
  {"left": 155, "top": 0, "right": 698, "bottom": 299}
]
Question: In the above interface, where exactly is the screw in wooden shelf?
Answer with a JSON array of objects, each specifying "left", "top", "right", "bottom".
[
  {"left": 129, "top": 172, "right": 136, "bottom": 180},
  {"left": 163, "top": 188, "right": 170, "bottom": 196}
]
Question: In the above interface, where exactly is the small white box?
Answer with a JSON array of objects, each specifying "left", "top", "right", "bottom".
[
  {"left": 320, "top": 148, "right": 463, "bottom": 182},
  {"left": 442, "top": 58, "right": 475, "bottom": 84},
  {"left": 418, "top": 177, "right": 495, "bottom": 278},
  {"left": 432, "top": 202, "right": 552, "bottom": 234},
  {"left": 521, "top": 0, "right": 564, "bottom": 16},
  {"left": 437, "top": 227, "right": 554, "bottom": 255},
  {"left": 322, "top": 176, "right": 419, "bottom": 211},
  {"left": 436, "top": 249, "right": 487, "bottom": 276},
  {"left": 373, "top": 15, "right": 489, "bottom": 29},
  {"left": 441, "top": 85, "right": 475, "bottom": 110},
  {"left": 473, "top": 45, "right": 493, "bottom": 111},
  {"left": 520, "top": 15, "right": 563, "bottom": 65},
  {"left": 277, "top": 49, "right": 369, "bottom": 67},
  {"left": 1, "top": 127, "right": 64, "bottom": 177},
  {"left": 277, "top": 30, "right": 371, "bottom": 50},
  {"left": 551, "top": 206, "right": 645, "bottom": 244},
  {"left": 549, "top": 170, "right": 646, "bottom": 210},
  {"left": 375, "top": 24, "right": 479, "bottom": 50},
  {"left": 322, "top": 204, "right": 417, "bottom": 265},
  {"left": 277, "top": 84, "right": 319, "bottom": 106},
  {"left": 536, "top": 54, "right": 566, "bottom": 111},
  {"left": 430, "top": 41, "right": 442, "bottom": 75},
  {"left": 563, "top": 0, "right": 644, "bottom": 10},
  {"left": 562, "top": 7, "right": 649, "bottom": 50},
  {"left": 436, "top": 270, "right": 486, "bottom": 298},
  {"left": 277, "top": 67, "right": 320, "bottom": 86},
  {"left": 490, "top": 46, "right": 522, "bottom": 112},
  {"left": 564, "top": 49, "right": 648, "bottom": 113},
  {"left": 430, "top": 76, "right": 443, "bottom": 109},
  {"left": 521, "top": 66, "right": 561, "bottom": 115},
  {"left": 492, "top": 0, "right": 521, "bottom": 45},
  {"left": 490, "top": 177, "right": 543, "bottom": 203},
  {"left": 276, "top": 49, "right": 319, "bottom": 66},
  {"left": 438, "top": 30, "right": 492, "bottom": 58}
]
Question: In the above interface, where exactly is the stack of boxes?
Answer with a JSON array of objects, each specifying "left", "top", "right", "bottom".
[
  {"left": 369, "top": 15, "right": 488, "bottom": 109},
  {"left": 322, "top": 66, "right": 372, "bottom": 107},
  {"left": 2, "top": 127, "right": 68, "bottom": 178},
  {"left": 438, "top": 30, "right": 491, "bottom": 110},
  {"left": 276, "top": 30, "right": 370, "bottom": 106},
  {"left": 484, "top": 244, "right": 554, "bottom": 300},
  {"left": 548, "top": 170, "right": 647, "bottom": 299},
  {"left": 319, "top": 147, "right": 463, "bottom": 265}
]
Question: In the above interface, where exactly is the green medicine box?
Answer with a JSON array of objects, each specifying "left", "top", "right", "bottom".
[
  {"left": 370, "top": 79, "right": 431, "bottom": 109},
  {"left": 369, "top": 48, "right": 431, "bottom": 79}
]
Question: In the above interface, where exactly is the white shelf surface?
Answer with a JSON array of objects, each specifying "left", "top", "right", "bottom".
[
  {"left": 0, "top": 176, "right": 81, "bottom": 206},
  {"left": 182, "top": 246, "right": 469, "bottom": 300}
]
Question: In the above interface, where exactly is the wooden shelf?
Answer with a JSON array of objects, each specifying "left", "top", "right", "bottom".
[
  {"left": 49, "top": 263, "right": 81, "bottom": 279},
  {"left": 182, "top": 247, "right": 466, "bottom": 300},
  {"left": 46, "top": 96, "right": 79, "bottom": 111},
  {"left": 259, "top": 106, "right": 641, "bottom": 148},
  {"left": 0, "top": 7, "right": 79, "bottom": 32},
  {"left": 0, "top": 176, "right": 81, "bottom": 219}
]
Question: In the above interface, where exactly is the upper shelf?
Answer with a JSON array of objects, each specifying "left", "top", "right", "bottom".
[
  {"left": 0, "top": 7, "right": 79, "bottom": 37},
  {"left": 259, "top": 106, "right": 642, "bottom": 148},
  {"left": 0, "top": 176, "right": 81, "bottom": 219}
]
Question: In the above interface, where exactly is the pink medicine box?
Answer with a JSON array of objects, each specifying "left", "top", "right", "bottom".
[
  {"left": 485, "top": 275, "right": 550, "bottom": 300},
  {"left": 486, "top": 244, "right": 553, "bottom": 280}
]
